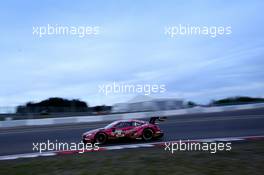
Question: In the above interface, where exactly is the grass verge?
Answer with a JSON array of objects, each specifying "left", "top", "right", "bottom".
[{"left": 0, "top": 141, "right": 263, "bottom": 175}]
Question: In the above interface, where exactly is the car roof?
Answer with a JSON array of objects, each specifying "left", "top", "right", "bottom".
[{"left": 114, "top": 119, "right": 145, "bottom": 123}]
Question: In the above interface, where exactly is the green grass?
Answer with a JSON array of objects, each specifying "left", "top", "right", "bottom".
[{"left": 0, "top": 141, "right": 264, "bottom": 175}]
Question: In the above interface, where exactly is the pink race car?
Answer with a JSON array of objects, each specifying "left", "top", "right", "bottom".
[{"left": 82, "top": 117, "right": 166, "bottom": 144}]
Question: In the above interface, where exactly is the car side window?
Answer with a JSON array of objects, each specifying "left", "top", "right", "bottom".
[
  {"left": 126, "top": 122, "right": 133, "bottom": 127},
  {"left": 115, "top": 122, "right": 124, "bottom": 128},
  {"left": 115, "top": 122, "right": 132, "bottom": 128},
  {"left": 133, "top": 121, "right": 143, "bottom": 126}
]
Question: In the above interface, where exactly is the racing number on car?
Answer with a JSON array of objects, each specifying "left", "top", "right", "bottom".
[{"left": 114, "top": 130, "right": 125, "bottom": 137}]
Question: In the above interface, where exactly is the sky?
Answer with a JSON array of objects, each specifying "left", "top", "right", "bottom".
[{"left": 0, "top": 0, "right": 264, "bottom": 108}]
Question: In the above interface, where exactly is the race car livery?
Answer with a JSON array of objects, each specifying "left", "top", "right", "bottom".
[{"left": 82, "top": 117, "right": 165, "bottom": 144}]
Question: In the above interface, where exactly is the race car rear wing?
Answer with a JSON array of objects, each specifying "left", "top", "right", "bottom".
[{"left": 149, "top": 116, "right": 167, "bottom": 124}]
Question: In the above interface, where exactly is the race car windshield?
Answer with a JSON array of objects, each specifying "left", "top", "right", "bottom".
[{"left": 104, "top": 121, "right": 119, "bottom": 129}]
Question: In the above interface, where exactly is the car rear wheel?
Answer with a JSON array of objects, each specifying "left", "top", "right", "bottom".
[
  {"left": 142, "top": 129, "right": 153, "bottom": 141},
  {"left": 95, "top": 133, "right": 107, "bottom": 144}
]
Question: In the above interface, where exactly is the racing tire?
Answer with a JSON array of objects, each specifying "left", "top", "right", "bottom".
[
  {"left": 95, "top": 133, "right": 107, "bottom": 144},
  {"left": 142, "top": 128, "right": 154, "bottom": 141}
]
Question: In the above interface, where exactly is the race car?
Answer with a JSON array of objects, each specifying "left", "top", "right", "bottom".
[{"left": 82, "top": 117, "right": 166, "bottom": 144}]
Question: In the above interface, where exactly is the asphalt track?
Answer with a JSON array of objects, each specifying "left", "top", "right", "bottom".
[{"left": 0, "top": 107, "right": 264, "bottom": 156}]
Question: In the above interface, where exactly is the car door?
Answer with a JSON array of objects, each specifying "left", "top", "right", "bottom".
[
  {"left": 113, "top": 122, "right": 134, "bottom": 138},
  {"left": 120, "top": 122, "right": 135, "bottom": 137}
]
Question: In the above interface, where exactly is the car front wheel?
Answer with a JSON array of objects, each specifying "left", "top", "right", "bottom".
[{"left": 95, "top": 133, "right": 107, "bottom": 144}]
